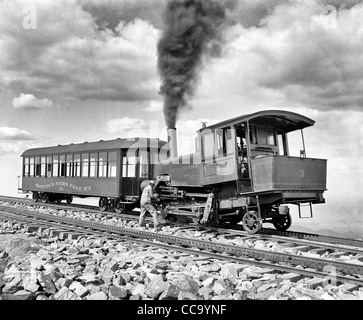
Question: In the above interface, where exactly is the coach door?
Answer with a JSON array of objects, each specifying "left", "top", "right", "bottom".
[
  {"left": 121, "top": 149, "right": 150, "bottom": 198},
  {"left": 121, "top": 150, "right": 139, "bottom": 198}
]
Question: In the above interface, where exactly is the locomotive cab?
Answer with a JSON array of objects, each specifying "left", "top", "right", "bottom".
[{"left": 198, "top": 110, "right": 327, "bottom": 233}]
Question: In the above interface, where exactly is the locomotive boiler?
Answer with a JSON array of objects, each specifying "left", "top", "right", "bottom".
[{"left": 153, "top": 110, "right": 327, "bottom": 234}]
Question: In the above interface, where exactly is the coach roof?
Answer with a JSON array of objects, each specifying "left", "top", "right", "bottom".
[{"left": 21, "top": 137, "right": 167, "bottom": 157}]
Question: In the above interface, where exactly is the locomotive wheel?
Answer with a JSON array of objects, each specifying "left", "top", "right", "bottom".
[
  {"left": 114, "top": 199, "right": 124, "bottom": 214},
  {"left": 273, "top": 213, "right": 292, "bottom": 231},
  {"left": 99, "top": 197, "right": 108, "bottom": 211},
  {"left": 66, "top": 195, "right": 73, "bottom": 204},
  {"left": 242, "top": 211, "right": 262, "bottom": 234}
]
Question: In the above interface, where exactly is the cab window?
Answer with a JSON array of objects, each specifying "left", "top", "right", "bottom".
[
  {"left": 216, "top": 127, "right": 233, "bottom": 156},
  {"left": 201, "top": 132, "right": 214, "bottom": 159}
]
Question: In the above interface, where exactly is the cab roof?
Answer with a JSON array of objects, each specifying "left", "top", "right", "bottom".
[
  {"left": 21, "top": 137, "right": 167, "bottom": 157},
  {"left": 199, "top": 110, "right": 315, "bottom": 133}
]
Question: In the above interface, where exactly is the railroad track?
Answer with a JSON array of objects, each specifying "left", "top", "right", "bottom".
[
  {"left": 2, "top": 196, "right": 363, "bottom": 259},
  {"left": 2, "top": 195, "right": 363, "bottom": 249},
  {"left": 0, "top": 204, "right": 363, "bottom": 289}
]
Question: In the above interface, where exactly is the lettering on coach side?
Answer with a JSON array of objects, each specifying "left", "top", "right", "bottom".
[
  {"left": 35, "top": 183, "right": 52, "bottom": 189},
  {"left": 35, "top": 182, "right": 91, "bottom": 192}
]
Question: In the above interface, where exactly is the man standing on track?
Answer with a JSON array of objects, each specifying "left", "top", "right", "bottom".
[{"left": 139, "top": 180, "right": 160, "bottom": 231}]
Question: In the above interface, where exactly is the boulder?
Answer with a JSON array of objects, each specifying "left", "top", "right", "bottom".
[
  {"left": 178, "top": 291, "right": 198, "bottom": 300},
  {"left": 220, "top": 263, "right": 244, "bottom": 278},
  {"left": 255, "top": 288, "right": 276, "bottom": 300},
  {"left": 131, "top": 283, "right": 145, "bottom": 296},
  {"left": 13, "top": 289, "right": 34, "bottom": 300},
  {"left": 172, "top": 274, "right": 199, "bottom": 295},
  {"left": 199, "top": 287, "right": 213, "bottom": 300},
  {"left": 159, "top": 284, "right": 180, "bottom": 300},
  {"left": 201, "top": 277, "right": 216, "bottom": 288},
  {"left": 109, "top": 285, "right": 128, "bottom": 299},
  {"left": 144, "top": 275, "right": 168, "bottom": 299},
  {"left": 38, "top": 272, "right": 57, "bottom": 295},
  {"left": 200, "top": 263, "right": 221, "bottom": 273},
  {"left": 236, "top": 281, "right": 253, "bottom": 292},
  {"left": 98, "top": 270, "right": 114, "bottom": 284},
  {"left": 2, "top": 275, "right": 22, "bottom": 294},
  {"left": 22, "top": 272, "right": 40, "bottom": 293},
  {"left": 55, "top": 277, "right": 73, "bottom": 290},
  {"left": 69, "top": 281, "right": 89, "bottom": 298},
  {"left": 87, "top": 291, "right": 108, "bottom": 300},
  {"left": 105, "top": 261, "right": 119, "bottom": 272},
  {"left": 54, "top": 287, "right": 79, "bottom": 300},
  {"left": 1, "top": 291, "right": 34, "bottom": 300},
  {"left": 212, "top": 281, "right": 231, "bottom": 296}
]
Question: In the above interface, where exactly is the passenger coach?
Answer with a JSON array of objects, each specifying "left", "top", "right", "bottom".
[{"left": 20, "top": 138, "right": 167, "bottom": 212}]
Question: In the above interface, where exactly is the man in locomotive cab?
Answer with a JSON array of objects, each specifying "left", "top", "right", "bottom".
[
  {"left": 236, "top": 127, "right": 249, "bottom": 179},
  {"left": 139, "top": 180, "right": 160, "bottom": 231}
]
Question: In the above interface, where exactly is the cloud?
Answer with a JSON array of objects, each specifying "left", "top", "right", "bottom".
[
  {"left": 105, "top": 117, "right": 148, "bottom": 138},
  {"left": 0, "top": 127, "right": 36, "bottom": 140},
  {"left": 79, "top": 0, "right": 166, "bottom": 30},
  {"left": 143, "top": 100, "right": 163, "bottom": 112},
  {"left": 196, "top": 1, "right": 363, "bottom": 114},
  {"left": 0, "top": 0, "right": 160, "bottom": 103},
  {"left": 12, "top": 93, "right": 56, "bottom": 110},
  {"left": 0, "top": 126, "right": 39, "bottom": 156}
]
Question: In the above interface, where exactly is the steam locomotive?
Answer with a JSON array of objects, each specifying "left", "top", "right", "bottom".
[{"left": 20, "top": 110, "right": 327, "bottom": 234}]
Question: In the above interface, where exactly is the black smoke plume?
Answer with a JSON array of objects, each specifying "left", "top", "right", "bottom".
[{"left": 157, "top": 0, "right": 229, "bottom": 128}]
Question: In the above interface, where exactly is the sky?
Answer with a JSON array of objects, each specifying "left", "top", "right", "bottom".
[{"left": 0, "top": 0, "right": 363, "bottom": 236}]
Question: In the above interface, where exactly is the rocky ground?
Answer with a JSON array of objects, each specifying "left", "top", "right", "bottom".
[{"left": 0, "top": 220, "right": 363, "bottom": 300}]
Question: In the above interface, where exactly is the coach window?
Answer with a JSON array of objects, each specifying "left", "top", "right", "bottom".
[
  {"left": 41, "top": 156, "right": 46, "bottom": 177},
  {"left": 98, "top": 152, "right": 107, "bottom": 178},
  {"left": 59, "top": 155, "right": 66, "bottom": 177},
  {"left": 108, "top": 151, "right": 117, "bottom": 178},
  {"left": 66, "top": 155, "right": 73, "bottom": 177},
  {"left": 28, "top": 157, "right": 34, "bottom": 177},
  {"left": 47, "top": 156, "right": 52, "bottom": 177},
  {"left": 81, "top": 153, "right": 89, "bottom": 177},
  {"left": 52, "top": 155, "right": 59, "bottom": 177},
  {"left": 89, "top": 153, "right": 97, "bottom": 177},
  {"left": 35, "top": 157, "right": 41, "bottom": 177},
  {"left": 73, "top": 154, "right": 81, "bottom": 177},
  {"left": 24, "top": 157, "right": 29, "bottom": 177}
]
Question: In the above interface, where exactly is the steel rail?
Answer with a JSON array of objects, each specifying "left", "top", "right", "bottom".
[
  {"left": 1, "top": 210, "right": 363, "bottom": 288},
  {"left": 2, "top": 195, "right": 363, "bottom": 249},
  {"left": 1, "top": 206, "right": 363, "bottom": 284},
  {"left": 2, "top": 197, "right": 363, "bottom": 263}
]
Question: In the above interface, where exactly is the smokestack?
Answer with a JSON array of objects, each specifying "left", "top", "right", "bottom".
[{"left": 167, "top": 128, "right": 178, "bottom": 158}]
